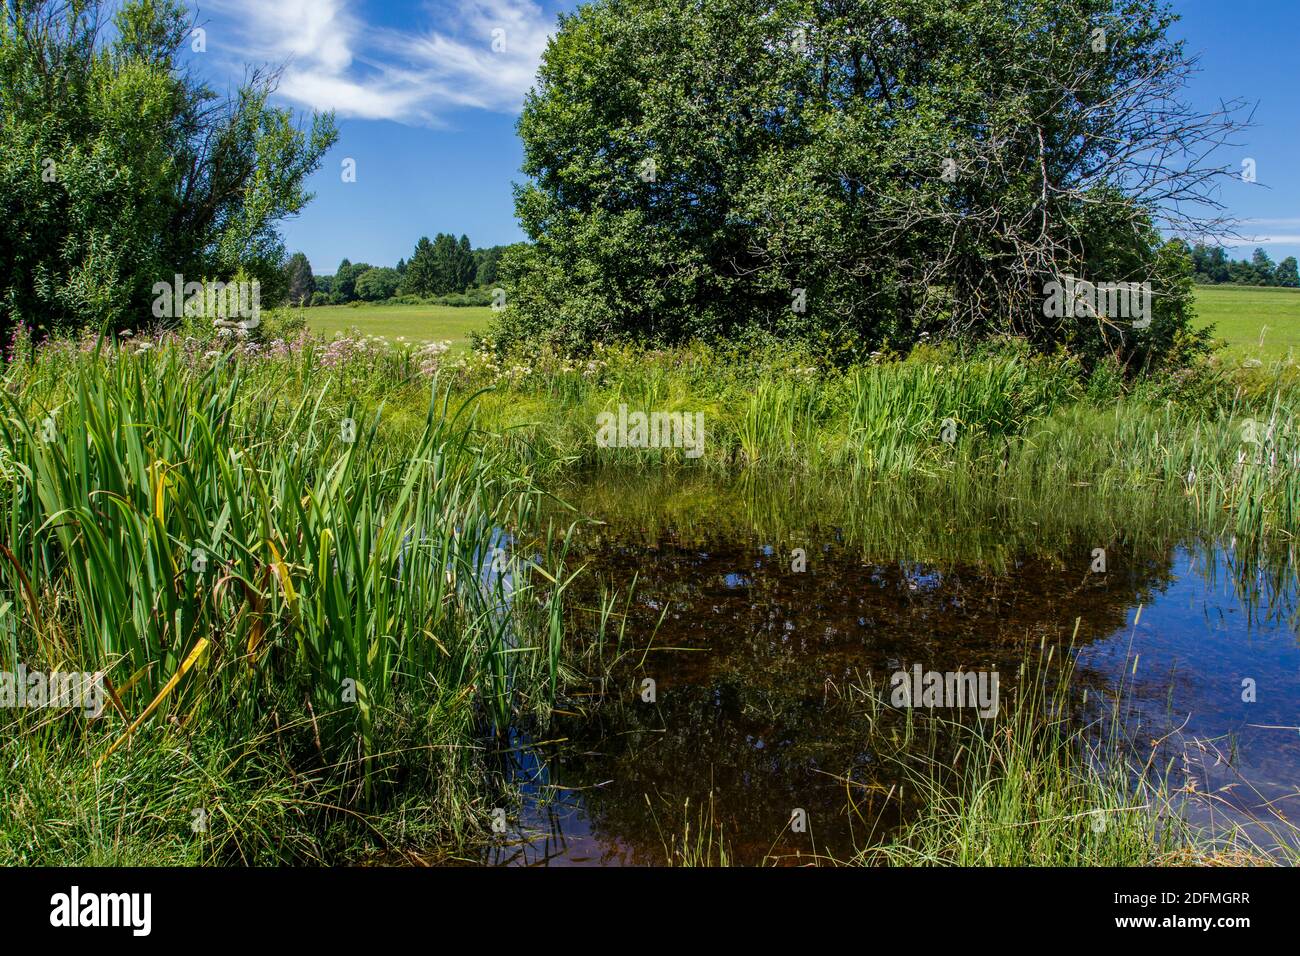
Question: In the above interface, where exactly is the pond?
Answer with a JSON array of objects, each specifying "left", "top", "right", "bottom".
[{"left": 485, "top": 471, "right": 1300, "bottom": 865}]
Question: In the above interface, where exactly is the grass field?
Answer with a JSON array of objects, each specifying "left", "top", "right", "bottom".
[
  {"left": 302, "top": 289, "right": 1300, "bottom": 360},
  {"left": 1195, "top": 285, "right": 1300, "bottom": 358},
  {"left": 307, "top": 303, "right": 492, "bottom": 349}
]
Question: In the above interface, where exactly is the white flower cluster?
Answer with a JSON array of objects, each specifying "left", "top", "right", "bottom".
[{"left": 416, "top": 340, "right": 452, "bottom": 377}]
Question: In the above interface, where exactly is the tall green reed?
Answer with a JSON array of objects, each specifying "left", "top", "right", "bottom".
[{"left": 0, "top": 343, "right": 574, "bottom": 798}]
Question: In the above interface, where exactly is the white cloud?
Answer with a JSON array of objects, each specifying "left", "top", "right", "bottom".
[
  {"left": 200, "top": 0, "right": 559, "bottom": 123},
  {"left": 1213, "top": 233, "right": 1300, "bottom": 248},
  {"left": 1190, "top": 218, "right": 1300, "bottom": 248},
  {"left": 380, "top": 1, "right": 554, "bottom": 113}
]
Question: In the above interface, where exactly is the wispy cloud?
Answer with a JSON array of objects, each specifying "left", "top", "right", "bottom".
[
  {"left": 1212, "top": 224, "right": 1300, "bottom": 247},
  {"left": 199, "top": 0, "right": 560, "bottom": 124},
  {"left": 1201, "top": 238, "right": 1300, "bottom": 249},
  {"left": 381, "top": 0, "right": 555, "bottom": 113},
  {"left": 1191, "top": 218, "right": 1300, "bottom": 248}
]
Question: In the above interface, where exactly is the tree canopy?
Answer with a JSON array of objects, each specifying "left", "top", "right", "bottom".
[
  {"left": 0, "top": 0, "right": 337, "bottom": 340},
  {"left": 284, "top": 253, "right": 315, "bottom": 306},
  {"left": 499, "top": 0, "right": 1242, "bottom": 367},
  {"left": 354, "top": 266, "right": 402, "bottom": 301}
]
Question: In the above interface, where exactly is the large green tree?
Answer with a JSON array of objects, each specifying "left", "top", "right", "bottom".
[
  {"left": 1191, "top": 243, "right": 1231, "bottom": 284},
  {"left": 1277, "top": 257, "right": 1299, "bottom": 289},
  {"left": 332, "top": 259, "right": 371, "bottom": 302},
  {"left": 430, "top": 233, "right": 470, "bottom": 295},
  {"left": 501, "top": 0, "right": 1241, "bottom": 367},
  {"left": 402, "top": 237, "right": 438, "bottom": 297},
  {"left": 284, "top": 252, "right": 315, "bottom": 306},
  {"left": 354, "top": 266, "right": 401, "bottom": 301},
  {"left": 455, "top": 235, "right": 476, "bottom": 291},
  {"left": 0, "top": 0, "right": 336, "bottom": 341},
  {"left": 1250, "top": 248, "right": 1276, "bottom": 286},
  {"left": 474, "top": 245, "right": 513, "bottom": 287}
]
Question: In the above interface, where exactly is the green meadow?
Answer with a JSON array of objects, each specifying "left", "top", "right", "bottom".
[
  {"left": 307, "top": 303, "right": 493, "bottom": 349},
  {"left": 299, "top": 287, "right": 1300, "bottom": 361},
  {"left": 1195, "top": 285, "right": 1300, "bottom": 358}
]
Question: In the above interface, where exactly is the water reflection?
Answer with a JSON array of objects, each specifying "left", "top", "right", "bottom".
[{"left": 485, "top": 473, "right": 1300, "bottom": 865}]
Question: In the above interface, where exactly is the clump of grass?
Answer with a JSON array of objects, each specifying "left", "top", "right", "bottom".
[
  {"left": 649, "top": 792, "right": 732, "bottom": 867},
  {"left": 855, "top": 641, "right": 1283, "bottom": 867},
  {"left": 0, "top": 710, "right": 319, "bottom": 865},
  {"left": 448, "top": 338, "right": 1300, "bottom": 541},
  {"left": 0, "top": 341, "right": 579, "bottom": 861}
]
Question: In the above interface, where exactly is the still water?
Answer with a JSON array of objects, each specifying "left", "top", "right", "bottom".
[{"left": 485, "top": 472, "right": 1300, "bottom": 865}]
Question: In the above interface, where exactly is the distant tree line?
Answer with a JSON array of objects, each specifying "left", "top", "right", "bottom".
[
  {"left": 284, "top": 236, "right": 521, "bottom": 306},
  {"left": 1190, "top": 244, "right": 1300, "bottom": 288}
]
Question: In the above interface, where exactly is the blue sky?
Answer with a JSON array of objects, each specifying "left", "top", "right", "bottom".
[
  {"left": 1171, "top": 0, "right": 1300, "bottom": 261},
  {"left": 185, "top": 0, "right": 1300, "bottom": 274}
]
